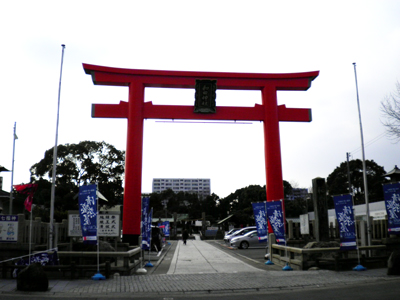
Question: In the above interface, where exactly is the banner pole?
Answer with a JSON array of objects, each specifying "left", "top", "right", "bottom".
[
  {"left": 351, "top": 194, "right": 366, "bottom": 271},
  {"left": 92, "top": 185, "right": 106, "bottom": 280},
  {"left": 29, "top": 205, "right": 33, "bottom": 264},
  {"left": 97, "top": 196, "right": 100, "bottom": 273},
  {"left": 145, "top": 208, "right": 154, "bottom": 267},
  {"left": 281, "top": 199, "right": 293, "bottom": 271}
]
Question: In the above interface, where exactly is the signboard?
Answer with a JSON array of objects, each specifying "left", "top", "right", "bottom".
[
  {"left": 371, "top": 210, "right": 387, "bottom": 220},
  {"left": 205, "top": 230, "right": 218, "bottom": 237},
  {"left": 68, "top": 214, "right": 82, "bottom": 237},
  {"left": 194, "top": 79, "right": 217, "bottom": 113},
  {"left": 99, "top": 212, "right": 120, "bottom": 236},
  {"left": 68, "top": 211, "right": 120, "bottom": 237},
  {"left": 300, "top": 214, "right": 309, "bottom": 235},
  {"left": 0, "top": 215, "right": 18, "bottom": 242}
]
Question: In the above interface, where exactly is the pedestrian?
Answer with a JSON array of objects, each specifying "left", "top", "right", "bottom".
[{"left": 182, "top": 229, "right": 188, "bottom": 245}]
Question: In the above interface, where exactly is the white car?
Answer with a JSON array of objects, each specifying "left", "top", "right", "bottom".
[
  {"left": 230, "top": 230, "right": 263, "bottom": 249},
  {"left": 224, "top": 226, "right": 256, "bottom": 244}
]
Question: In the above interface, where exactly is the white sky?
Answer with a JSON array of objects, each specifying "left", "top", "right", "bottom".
[{"left": 0, "top": 1, "right": 399, "bottom": 199}]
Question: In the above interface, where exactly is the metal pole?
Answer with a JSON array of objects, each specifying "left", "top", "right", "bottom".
[
  {"left": 9, "top": 122, "right": 17, "bottom": 214},
  {"left": 96, "top": 192, "right": 100, "bottom": 273},
  {"left": 346, "top": 152, "right": 352, "bottom": 194},
  {"left": 29, "top": 204, "right": 34, "bottom": 265},
  {"left": 49, "top": 44, "right": 66, "bottom": 249},
  {"left": 352, "top": 62, "right": 372, "bottom": 249}
]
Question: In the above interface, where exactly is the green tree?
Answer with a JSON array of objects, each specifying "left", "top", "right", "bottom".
[
  {"left": 217, "top": 182, "right": 294, "bottom": 226},
  {"left": 327, "top": 159, "right": 388, "bottom": 205},
  {"left": 29, "top": 141, "right": 125, "bottom": 221},
  {"left": 284, "top": 198, "right": 312, "bottom": 218},
  {"left": 221, "top": 185, "right": 266, "bottom": 227},
  {"left": 283, "top": 180, "right": 293, "bottom": 199},
  {"left": 149, "top": 189, "right": 202, "bottom": 219}
]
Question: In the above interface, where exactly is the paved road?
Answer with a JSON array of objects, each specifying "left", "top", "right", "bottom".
[
  {"left": 1, "top": 238, "right": 399, "bottom": 299},
  {"left": 210, "top": 239, "right": 270, "bottom": 268}
]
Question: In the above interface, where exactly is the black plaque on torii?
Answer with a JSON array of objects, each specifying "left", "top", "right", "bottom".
[{"left": 194, "top": 79, "right": 217, "bottom": 113}]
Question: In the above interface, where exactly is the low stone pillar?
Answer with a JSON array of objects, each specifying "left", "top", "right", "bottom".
[
  {"left": 311, "top": 220, "right": 316, "bottom": 239},
  {"left": 360, "top": 220, "right": 366, "bottom": 247},
  {"left": 54, "top": 223, "right": 59, "bottom": 248},
  {"left": 388, "top": 250, "right": 400, "bottom": 275},
  {"left": 17, "top": 263, "right": 48, "bottom": 291},
  {"left": 312, "top": 177, "right": 329, "bottom": 242},
  {"left": 288, "top": 220, "right": 294, "bottom": 240},
  {"left": 268, "top": 233, "right": 276, "bottom": 257},
  {"left": 17, "top": 214, "right": 25, "bottom": 244}
]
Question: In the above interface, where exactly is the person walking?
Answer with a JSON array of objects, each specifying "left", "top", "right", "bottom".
[{"left": 182, "top": 229, "right": 189, "bottom": 245}]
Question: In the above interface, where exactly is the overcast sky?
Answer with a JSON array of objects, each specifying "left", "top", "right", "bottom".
[{"left": 1, "top": 1, "right": 399, "bottom": 199}]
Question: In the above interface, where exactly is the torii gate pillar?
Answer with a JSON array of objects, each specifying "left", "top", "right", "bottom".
[{"left": 84, "top": 64, "right": 319, "bottom": 245}]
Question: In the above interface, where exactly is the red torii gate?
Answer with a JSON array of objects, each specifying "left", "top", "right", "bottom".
[{"left": 83, "top": 63, "right": 319, "bottom": 245}]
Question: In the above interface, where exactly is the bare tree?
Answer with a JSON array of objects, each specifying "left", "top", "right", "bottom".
[{"left": 381, "top": 81, "right": 400, "bottom": 142}]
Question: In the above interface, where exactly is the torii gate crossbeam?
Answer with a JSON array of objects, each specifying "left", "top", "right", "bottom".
[{"left": 83, "top": 63, "right": 319, "bottom": 245}]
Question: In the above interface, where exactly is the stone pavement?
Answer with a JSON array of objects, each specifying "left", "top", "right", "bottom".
[{"left": 0, "top": 238, "right": 399, "bottom": 298}]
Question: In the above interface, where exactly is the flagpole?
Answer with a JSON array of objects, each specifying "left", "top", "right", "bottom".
[
  {"left": 9, "top": 122, "right": 17, "bottom": 214},
  {"left": 352, "top": 62, "right": 372, "bottom": 250},
  {"left": 49, "top": 44, "right": 66, "bottom": 249}
]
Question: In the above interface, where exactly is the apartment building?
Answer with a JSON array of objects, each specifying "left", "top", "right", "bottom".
[{"left": 152, "top": 178, "right": 211, "bottom": 198}]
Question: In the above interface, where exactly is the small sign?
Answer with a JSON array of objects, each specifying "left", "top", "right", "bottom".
[
  {"left": 205, "top": 229, "right": 218, "bottom": 237},
  {"left": 0, "top": 215, "right": 18, "bottom": 242},
  {"left": 99, "top": 213, "right": 120, "bottom": 237},
  {"left": 194, "top": 79, "right": 217, "bottom": 113},
  {"left": 68, "top": 211, "right": 120, "bottom": 237},
  {"left": 68, "top": 214, "right": 82, "bottom": 236},
  {"left": 300, "top": 214, "right": 309, "bottom": 235}
]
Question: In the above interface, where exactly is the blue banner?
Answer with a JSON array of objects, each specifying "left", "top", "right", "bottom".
[
  {"left": 333, "top": 194, "right": 357, "bottom": 250},
  {"left": 383, "top": 183, "right": 400, "bottom": 235},
  {"left": 13, "top": 251, "right": 59, "bottom": 278},
  {"left": 141, "top": 197, "right": 151, "bottom": 250},
  {"left": 78, "top": 184, "right": 97, "bottom": 244},
  {"left": 266, "top": 201, "right": 285, "bottom": 245},
  {"left": 162, "top": 221, "right": 170, "bottom": 237},
  {"left": 148, "top": 208, "right": 153, "bottom": 247},
  {"left": 251, "top": 202, "right": 268, "bottom": 243}
]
